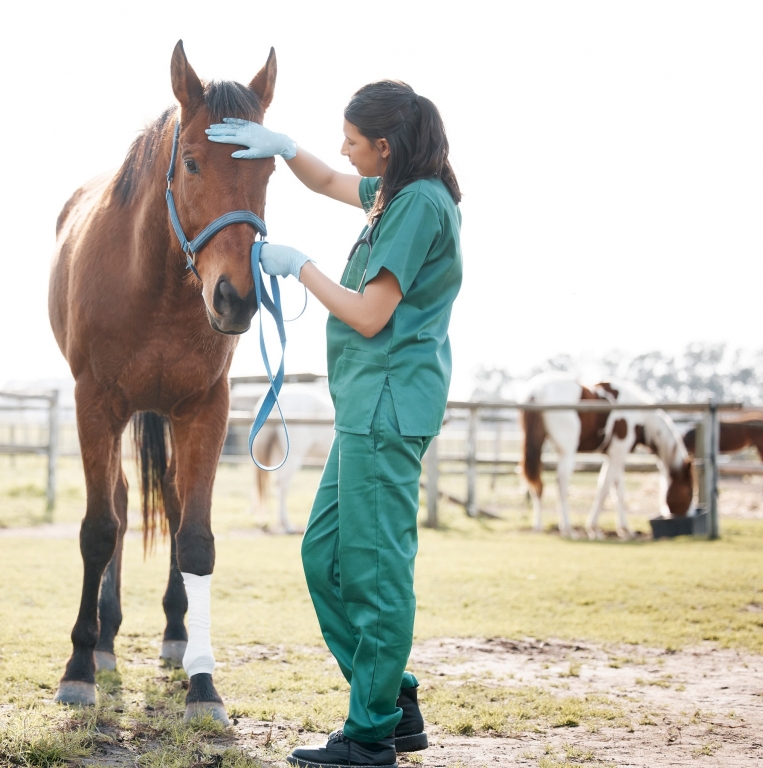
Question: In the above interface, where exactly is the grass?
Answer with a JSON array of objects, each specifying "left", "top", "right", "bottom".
[{"left": 1, "top": 455, "right": 763, "bottom": 765}]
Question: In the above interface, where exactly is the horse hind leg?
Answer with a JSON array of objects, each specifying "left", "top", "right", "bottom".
[
  {"left": 160, "top": 454, "right": 188, "bottom": 665},
  {"left": 94, "top": 462, "right": 129, "bottom": 673},
  {"left": 55, "top": 381, "right": 125, "bottom": 706}
]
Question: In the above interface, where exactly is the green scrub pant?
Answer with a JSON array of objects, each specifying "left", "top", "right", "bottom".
[{"left": 301, "top": 382, "right": 431, "bottom": 743}]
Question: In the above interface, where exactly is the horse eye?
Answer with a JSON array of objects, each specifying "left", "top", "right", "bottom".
[{"left": 184, "top": 159, "right": 199, "bottom": 174}]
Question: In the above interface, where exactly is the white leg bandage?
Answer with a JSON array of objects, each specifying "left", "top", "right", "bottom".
[{"left": 181, "top": 572, "right": 216, "bottom": 677}]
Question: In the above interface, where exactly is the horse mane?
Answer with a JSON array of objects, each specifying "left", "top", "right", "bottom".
[{"left": 113, "top": 80, "right": 264, "bottom": 205}]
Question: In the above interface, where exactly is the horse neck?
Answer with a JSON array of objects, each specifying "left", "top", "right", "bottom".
[
  {"left": 645, "top": 412, "right": 684, "bottom": 470},
  {"left": 117, "top": 119, "right": 190, "bottom": 292}
]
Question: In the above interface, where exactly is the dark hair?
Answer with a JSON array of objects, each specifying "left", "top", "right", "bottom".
[{"left": 344, "top": 80, "right": 461, "bottom": 218}]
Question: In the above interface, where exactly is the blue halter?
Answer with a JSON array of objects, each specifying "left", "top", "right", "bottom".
[{"left": 165, "top": 120, "right": 289, "bottom": 470}]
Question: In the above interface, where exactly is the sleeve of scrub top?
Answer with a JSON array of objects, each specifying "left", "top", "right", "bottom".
[
  {"left": 359, "top": 176, "right": 381, "bottom": 213},
  {"left": 363, "top": 190, "right": 441, "bottom": 297}
]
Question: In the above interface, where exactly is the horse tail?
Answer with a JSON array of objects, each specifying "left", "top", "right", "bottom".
[
  {"left": 521, "top": 401, "right": 546, "bottom": 498},
  {"left": 132, "top": 412, "right": 169, "bottom": 555}
]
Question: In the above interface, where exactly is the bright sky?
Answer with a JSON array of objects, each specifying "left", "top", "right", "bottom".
[{"left": 0, "top": 1, "right": 760, "bottom": 397}]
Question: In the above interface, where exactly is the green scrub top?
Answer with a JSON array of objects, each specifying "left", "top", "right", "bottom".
[{"left": 326, "top": 176, "right": 462, "bottom": 437}]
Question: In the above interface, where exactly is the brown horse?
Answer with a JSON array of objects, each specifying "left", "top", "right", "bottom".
[
  {"left": 48, "top": 41, "right": 277, "bottom": 722},
  {"left": 683, "top": 417, "right": 763, "bottom": 459}
]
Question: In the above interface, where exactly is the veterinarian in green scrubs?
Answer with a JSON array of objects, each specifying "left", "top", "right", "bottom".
[{"left": 208, "top": 79, "right": 462, "bottom": 768}]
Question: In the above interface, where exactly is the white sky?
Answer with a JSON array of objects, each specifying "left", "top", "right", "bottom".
[{"left": 0, "top": 1, "right": 760, "bottom": 398}]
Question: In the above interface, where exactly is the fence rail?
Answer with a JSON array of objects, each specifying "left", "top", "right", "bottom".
[{"left": 3, "top": 386, "right": 759, "bottom": 540}]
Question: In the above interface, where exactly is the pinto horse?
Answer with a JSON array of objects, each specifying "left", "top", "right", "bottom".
[
  {"left": 48, "top": 41, "right": 278, "bottom": 722},
  {"left": 521, "top": 374, "right": 694, "bottom": 539}
]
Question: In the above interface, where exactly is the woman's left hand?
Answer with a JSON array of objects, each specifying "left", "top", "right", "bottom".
[{"left": 259, "top": 243, "right": 314, "bottom": 279}]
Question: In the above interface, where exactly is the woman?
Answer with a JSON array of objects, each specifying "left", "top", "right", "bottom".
[{"left": 208, "top": 80, "right": 462, "bottom": 768}]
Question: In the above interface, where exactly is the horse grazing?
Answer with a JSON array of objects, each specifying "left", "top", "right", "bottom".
[
  {"left": 251, "top": 384, "right": 335, "bottom": 533},
  {"left": 48, "top": 40, "right": 278, "bottom": 723},
  {"left": 521, "top": 374, "right": 694, "bottom": 539},
  {"left": 683, "top": 416, "right": 763, "bottom": 459}
]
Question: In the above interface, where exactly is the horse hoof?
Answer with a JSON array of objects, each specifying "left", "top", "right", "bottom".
[
  {"left": 160, "top": 640, "right": 188, "bottom": 665},
  {"left": 184, "top": 701, "right": 230, "bottom": 726},
  {"left": 54, "top": 681, "right": 96, "bottom": 706},
  {"left": 94, "top": 651, "right": 116, "bottom": 672}
]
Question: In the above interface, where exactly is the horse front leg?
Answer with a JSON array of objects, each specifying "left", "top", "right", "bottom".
[
  {"left": 171, "top": 382, "right": 229, "bottom": 725},
  {"left": 611, "top": 473, "right": 634, "bottom": 539},
  {"left": 94, "top": 462, "right": 128, "bottom": 672},
  {"left": 586, "top": 457, "right": 615, "bottom": 540},
  {"left": 555, "top": 452, "right": 576, "bottom": 538},
  {"left": 55, "top": 382, "right": 125, "bottom": 705},
  {"left": 160, "top": 453, "right": 188, "bottom": 665}
]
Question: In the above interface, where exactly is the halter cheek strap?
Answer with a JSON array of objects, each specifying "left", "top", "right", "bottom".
[{"left": 165, "top": 120, "right": 289, "bottom": 471}]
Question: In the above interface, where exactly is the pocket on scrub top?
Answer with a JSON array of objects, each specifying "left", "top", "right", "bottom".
[{"left": 333, "top": 348, "right": 390, "bottom": 435}]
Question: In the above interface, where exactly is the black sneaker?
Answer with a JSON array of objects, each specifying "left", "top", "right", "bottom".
[
  {"left": 287, "top": 729, "right": 397, "bottom": 768},
  {"left": 394, "top": 686, "right": 428, "bottom": 752}
]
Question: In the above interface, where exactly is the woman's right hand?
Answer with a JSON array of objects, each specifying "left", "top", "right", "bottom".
[{"left": 206, "top": 118, "right": 297, "bottom": 160}]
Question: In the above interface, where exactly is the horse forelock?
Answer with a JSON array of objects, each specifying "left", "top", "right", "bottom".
[
  {"left": 202, "top": 80, "right": 263, "bottom": 124},
  {"left": 113, "top": 80, "right": 264, "bottom": 206}
]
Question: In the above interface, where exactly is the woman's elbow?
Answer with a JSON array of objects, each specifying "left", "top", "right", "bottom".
[{"left": 356, "top": 315, "right": 389, "bottom": 338}]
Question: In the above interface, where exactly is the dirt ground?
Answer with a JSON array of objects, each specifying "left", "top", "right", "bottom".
[{"left": 3, "top": 475, "right": 763, "bottom": 766}]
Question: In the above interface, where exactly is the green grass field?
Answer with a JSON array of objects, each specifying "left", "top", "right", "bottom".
[{"left": 0, "top": 455, "right": 761, "bottom": 766}]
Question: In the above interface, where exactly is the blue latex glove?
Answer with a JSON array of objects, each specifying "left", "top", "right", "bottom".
[
  {"left": 206, "top": 118, "right": 297, "bottom": 160},
  {"left": 260, "top": 243, "right": 313, "bottom": 279}
]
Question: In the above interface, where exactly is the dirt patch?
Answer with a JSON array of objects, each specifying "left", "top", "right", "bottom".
[{"left": 216, "top": 638, "right": 763, "bottom": 767}]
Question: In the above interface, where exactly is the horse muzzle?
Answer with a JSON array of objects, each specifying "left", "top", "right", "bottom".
[{"left": 207, "top": 276, "right": 257, "bottom": 335}]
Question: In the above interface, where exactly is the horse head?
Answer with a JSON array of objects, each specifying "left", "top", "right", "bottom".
[
  {"left": 644, "top": 413, "right": 695, "bottom": 518},
  {"left": 170, "top": 40, "right": 277, "bottom": 334}
]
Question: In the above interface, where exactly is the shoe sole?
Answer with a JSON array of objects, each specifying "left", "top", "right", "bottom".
[
  {"left": 394, "top": 731, "right": 428, "bottom": 752},
  {"left": 286, "top": 757, "right": 397, "bottom": 768}
]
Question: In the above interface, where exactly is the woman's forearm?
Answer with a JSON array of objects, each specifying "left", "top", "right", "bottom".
[
  {"left": 299, "top": 262, "right": 402, "bottom": 338},
  {"left": 286, "top": 149, "right": 363, "bottom": 207}
]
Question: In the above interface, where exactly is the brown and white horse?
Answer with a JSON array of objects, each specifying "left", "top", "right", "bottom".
[
  {"left": 521, "top": 374, "right": 694, "bottom": 539},
  {"left": 48, "top": 41, "right": 277, "bottom": 722}
]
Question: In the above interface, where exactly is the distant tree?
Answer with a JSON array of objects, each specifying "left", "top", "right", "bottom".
[{"left": 471, "top": 344, "right": 763, "bottom": 404}]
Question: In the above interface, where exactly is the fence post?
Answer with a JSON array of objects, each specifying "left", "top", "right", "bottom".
[
  {"left": 708, "top": 400, "right": 719, "bottom": 540},
  {"left": 425, "top": 437, "right": 439, "bottom": 528},
  {"left": 46, "top": 389, "right": 60, "bottom": 521},
  {"left": 466, "top": 407, "right": 478, "bottom": 518},
  {"left": 694, "top": 419, "right": 707, "bottom": 515},
  {"left": 9, "top": 423, "right": 15, "bottom": 468}
]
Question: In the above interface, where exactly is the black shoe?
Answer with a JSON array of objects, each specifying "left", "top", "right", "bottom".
[
  {"left": 394, "top": 686, "right": 428, "bottom": 752},
  {"left": 287, "top": 730, "right": 397, "bottom": 768}
]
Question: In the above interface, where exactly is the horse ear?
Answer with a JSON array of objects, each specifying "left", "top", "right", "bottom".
[
  {"left": 249, "top": 47, "right": 277, "bottom": 112},
  {"left": 171, "top": 40, "right": 204, "bottom": 111}
]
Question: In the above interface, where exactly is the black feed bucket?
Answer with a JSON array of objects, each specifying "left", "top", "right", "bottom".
[{"left": 650, "top": 506, "right": 708, "bottom": 539}]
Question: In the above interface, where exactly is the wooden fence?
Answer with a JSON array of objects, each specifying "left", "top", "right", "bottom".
[
  {"left": 0, "top": 390, "right": 60, "bottom": 519},
  {"left": 0, "top": 385, "right": 754, "bottom": 541}
]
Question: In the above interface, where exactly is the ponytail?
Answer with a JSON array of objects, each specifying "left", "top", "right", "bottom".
[{"left": 344, "top": 81, "right": 461, "bottom": 219}]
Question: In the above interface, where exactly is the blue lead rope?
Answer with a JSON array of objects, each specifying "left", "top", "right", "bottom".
[
  {"left": 165, "top": 120, "right": 293, "bottom": 471},
  {"left": 248, "top": 241, "right": 290, "bottom": 471}
]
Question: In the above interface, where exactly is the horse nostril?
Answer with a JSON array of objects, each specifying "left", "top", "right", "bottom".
[{"left": 213, "top": 278, "right": 239, "bottom": 315}]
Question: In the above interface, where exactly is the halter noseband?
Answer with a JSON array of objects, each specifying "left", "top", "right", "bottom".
[
  {"left": 164, "top": 119, "right": 290, "bottom": 471},
  {"left": 165, "top": 120, "right": 268, "bottom": 281}
]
